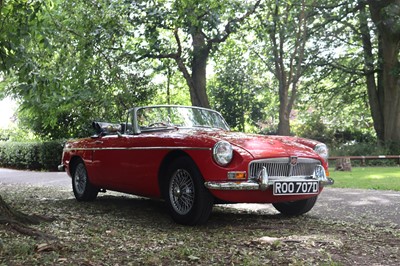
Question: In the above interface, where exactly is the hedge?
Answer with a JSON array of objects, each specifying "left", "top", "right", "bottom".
[{"left": 0, "top": 140, "right": 65, "bottom": 171}]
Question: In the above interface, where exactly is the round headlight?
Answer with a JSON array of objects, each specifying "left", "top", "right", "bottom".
[
  {"left": 213, "top": 141, "right": 233, "bottom": 166},
  {"left": 314, "top": 143, "right": 329, "bottom": 162}
]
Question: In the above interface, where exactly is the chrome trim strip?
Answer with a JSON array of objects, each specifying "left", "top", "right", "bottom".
[
  {"left": 63, "top": 147, "right": 212, "bottom": 152},
  {"left": 205, "top": 180, "right": 260, "bottom": 190}
]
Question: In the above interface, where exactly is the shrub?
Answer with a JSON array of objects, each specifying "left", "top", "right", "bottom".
[
  {"left": 330, "top": 142, "right": 399, "bottom": 166},
  {"left": 0, "top": 140, "right": 64, "bottom": 171}
]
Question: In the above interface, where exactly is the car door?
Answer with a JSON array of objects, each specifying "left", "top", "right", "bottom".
[{"left": 90, "top": 133, "right": 167, "bottom": 197}]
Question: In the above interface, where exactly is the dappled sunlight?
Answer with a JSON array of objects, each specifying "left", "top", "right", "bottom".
[
  {"left": 329, "top": 167, "right": 400, "bottom": 191},
  {"left": 362, "top": 168, "right": 400, "bottom": 179},
  {"left": 321, "top": 189, "right": 395, "bottom": 206},
  {"left": 367, "top": 174, "right": 393, "bottom": 179},
  {"left": 349, "top": 196, "right": 391, "bottom": 206},
  {"left": 321, "top": 186, "right": 400, "bottom": 200}
]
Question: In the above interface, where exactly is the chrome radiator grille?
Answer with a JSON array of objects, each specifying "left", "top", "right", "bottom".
[{"left": 249, "top": 157, "right": 321, "bottom": 179}]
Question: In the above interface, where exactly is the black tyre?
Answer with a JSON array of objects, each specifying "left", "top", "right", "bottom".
[
  {"left": 272, "top": 196, "right": 318, "bottom": 216},
  {"left": 72, "top": 161, "right": 99, "bottom": 201},
  {"left": 164, "top": 157, "right": 214, "bottom": 225}
]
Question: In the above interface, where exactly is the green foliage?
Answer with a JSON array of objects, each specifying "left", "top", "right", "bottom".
[
  {"left": 209, "top": 39, "right": 275, "bottom": 132},
  {"left": 130, "top": 0, "right": 258, "bottom": 56},
  {"left": 0, "top": 128, "right": 10, "bottom": 141},
  {"left": 0, "top": 140, "right": 64, "bottom": 170},
  {"left": 293, "top": 112, "right": 376, "bottom": 147},
  {"left": 330, "top": 141, "right": 400, "bottom": 166},
  {"left": 0, "top": 0, "right": 44, "bottom": 72},
  {"left": 150, "top": 61, "right": 191, "bottom": 106},
  {"left": 0, "top": 142, "right": 38, "bottom": 169},
  {"left": 293, "top": 114, "right": 333, "bottom": 144},
  {"left": 332, "top": 142, "right": 395, "bottom": 157},
  {"left": 0, "top": 0, "right": 397, "bottom": 149},
  {"left": 292, "top": 112, "right": 394, "bottom": 165},
  {"left": 1, "top": 0, "right": 157, "bottom": 139},
  {"left": 0, "top": 127, "right": 40, "bottom": 142}
]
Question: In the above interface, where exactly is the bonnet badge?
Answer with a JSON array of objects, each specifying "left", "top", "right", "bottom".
[{"left": 290, "top": 156, "right": 298, "bottom": 166}]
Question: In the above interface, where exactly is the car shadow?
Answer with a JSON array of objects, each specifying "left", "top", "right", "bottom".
[{"left": 57, "top": 193, "right": 313, "bottom": 228}]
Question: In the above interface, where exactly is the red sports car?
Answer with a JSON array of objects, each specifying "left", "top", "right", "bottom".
[{"left": 59, "top": 105, "right": 333, "bottom": 225}]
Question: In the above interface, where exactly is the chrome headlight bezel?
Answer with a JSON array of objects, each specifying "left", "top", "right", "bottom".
[
  {"left": 213, "top": 140, "right": 233, "bottom": 166},
  {"left": 314, "top": 143, "right": 329, "bottom": 162}
]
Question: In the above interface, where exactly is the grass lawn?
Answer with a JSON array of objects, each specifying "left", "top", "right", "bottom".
[{"left": 329, "top": 166, "right": 400, "bottom": 191}]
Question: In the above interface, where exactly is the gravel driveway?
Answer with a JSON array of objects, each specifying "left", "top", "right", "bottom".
[{"left": 1, "top": 168, "right": 399, "bottom": 228}]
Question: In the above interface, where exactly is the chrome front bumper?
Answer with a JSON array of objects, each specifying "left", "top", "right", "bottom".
[{"left": 204, "top": 165, "right": 334, "bottom": 191}]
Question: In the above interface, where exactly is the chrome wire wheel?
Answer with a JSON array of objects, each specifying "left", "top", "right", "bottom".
[
  {"left": 169, "top": 169, "right": 195, "bottom": 215},
  {"left": 72, "top": 161, "right": 98, "bottom": 201},
  {"left": 74, "top": 163, "right": 87, "bottom": 196},
  {"left": 164, "top": 157, "right": 214, "bottom": 225}
]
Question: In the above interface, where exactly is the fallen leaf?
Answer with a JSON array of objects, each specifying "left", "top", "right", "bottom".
[
  {"left": 35, "top": 243, "right": 55, "bottom": 253},
  {"left": 188, "top": 255, "right": 200, "bottom": 261},
  {"left": 254, "top": 236, "right": 281, "bottom": 244}
]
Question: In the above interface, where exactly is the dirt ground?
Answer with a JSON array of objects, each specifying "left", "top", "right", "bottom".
[{"left": 0, "top": 169, "right": 399, "bottom": 265}]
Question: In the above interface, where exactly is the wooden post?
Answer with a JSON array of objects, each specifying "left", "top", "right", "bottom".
[{"left": 335, "top": 157, "right": 352, "bottom": 171}]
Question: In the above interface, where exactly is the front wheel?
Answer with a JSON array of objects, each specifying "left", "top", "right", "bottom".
[
  {"left": 272, "top": 196, "right": 318, "bottom": 216},
  {"left": 163, "top": 157, "right": 214, "bottom": 225},
  {"left": 72, "top": 161, "right": 99, "bottom": 201}
]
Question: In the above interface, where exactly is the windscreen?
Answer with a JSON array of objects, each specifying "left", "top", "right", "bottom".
[{"left": 135, "top": 106, "right": 230, "bottom": 131}]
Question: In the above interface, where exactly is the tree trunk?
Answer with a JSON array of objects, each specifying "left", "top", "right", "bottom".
[
  {"left": 0, "top": 194, "right": 56, "bottom": 239},
  {"left": 270, "top": 0, "right": 308, "bottom": 136},
  {"left": 189, "top": 30, "right": 211, "bottom": 108},
  {"left": 359, "top": 3, "right": 385, "bottom": 142},
  {"left": 380, "top": 34, "right": 400, "bottom": 142},
  {"left": 368, "top": 0, "right": 400, "bottom": 144},
  {"left": 0, "top": 194, "right": 39, "bottom": 224},
  {"left": 278, "top": 82, "right": 291, "bottom": 135}
]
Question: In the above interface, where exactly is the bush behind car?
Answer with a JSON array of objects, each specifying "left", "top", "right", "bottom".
[{"left": 0, "top": 140, "right": 64, "bottom": 171}]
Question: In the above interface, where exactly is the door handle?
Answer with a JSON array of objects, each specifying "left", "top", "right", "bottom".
[{"left": 95, "top": 140, "right": 103, "bottom": 144}]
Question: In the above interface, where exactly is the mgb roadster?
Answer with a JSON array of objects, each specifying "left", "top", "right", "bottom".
[{"left": 59, "top": 105, "right": 333, "bottom": 225}]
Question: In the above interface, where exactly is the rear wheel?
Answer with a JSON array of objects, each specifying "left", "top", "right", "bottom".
[
  {"left": 272, "top": 196, "right": 318, "bottom": 216},
  {"left": 163, "top": 157, "right": 214, "bottom": 225},
  {"left": 72, "top": 161, "right": 98, "bottom": 201}
]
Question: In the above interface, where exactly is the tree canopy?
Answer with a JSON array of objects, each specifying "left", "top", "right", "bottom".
[{"left": 0, "top": 0, "right": 399, "bottom": 150}]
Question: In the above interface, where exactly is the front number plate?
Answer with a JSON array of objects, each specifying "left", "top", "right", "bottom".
[{"left": 273, "top": 181, "right": 319, "bottom": 195}]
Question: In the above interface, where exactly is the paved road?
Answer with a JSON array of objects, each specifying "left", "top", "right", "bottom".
[
  {"left": 0, "top": 168, "right": 70, "bottom": 187},
  {"left": 1, "top": 168, "right": 399, "bottom": 228}
]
